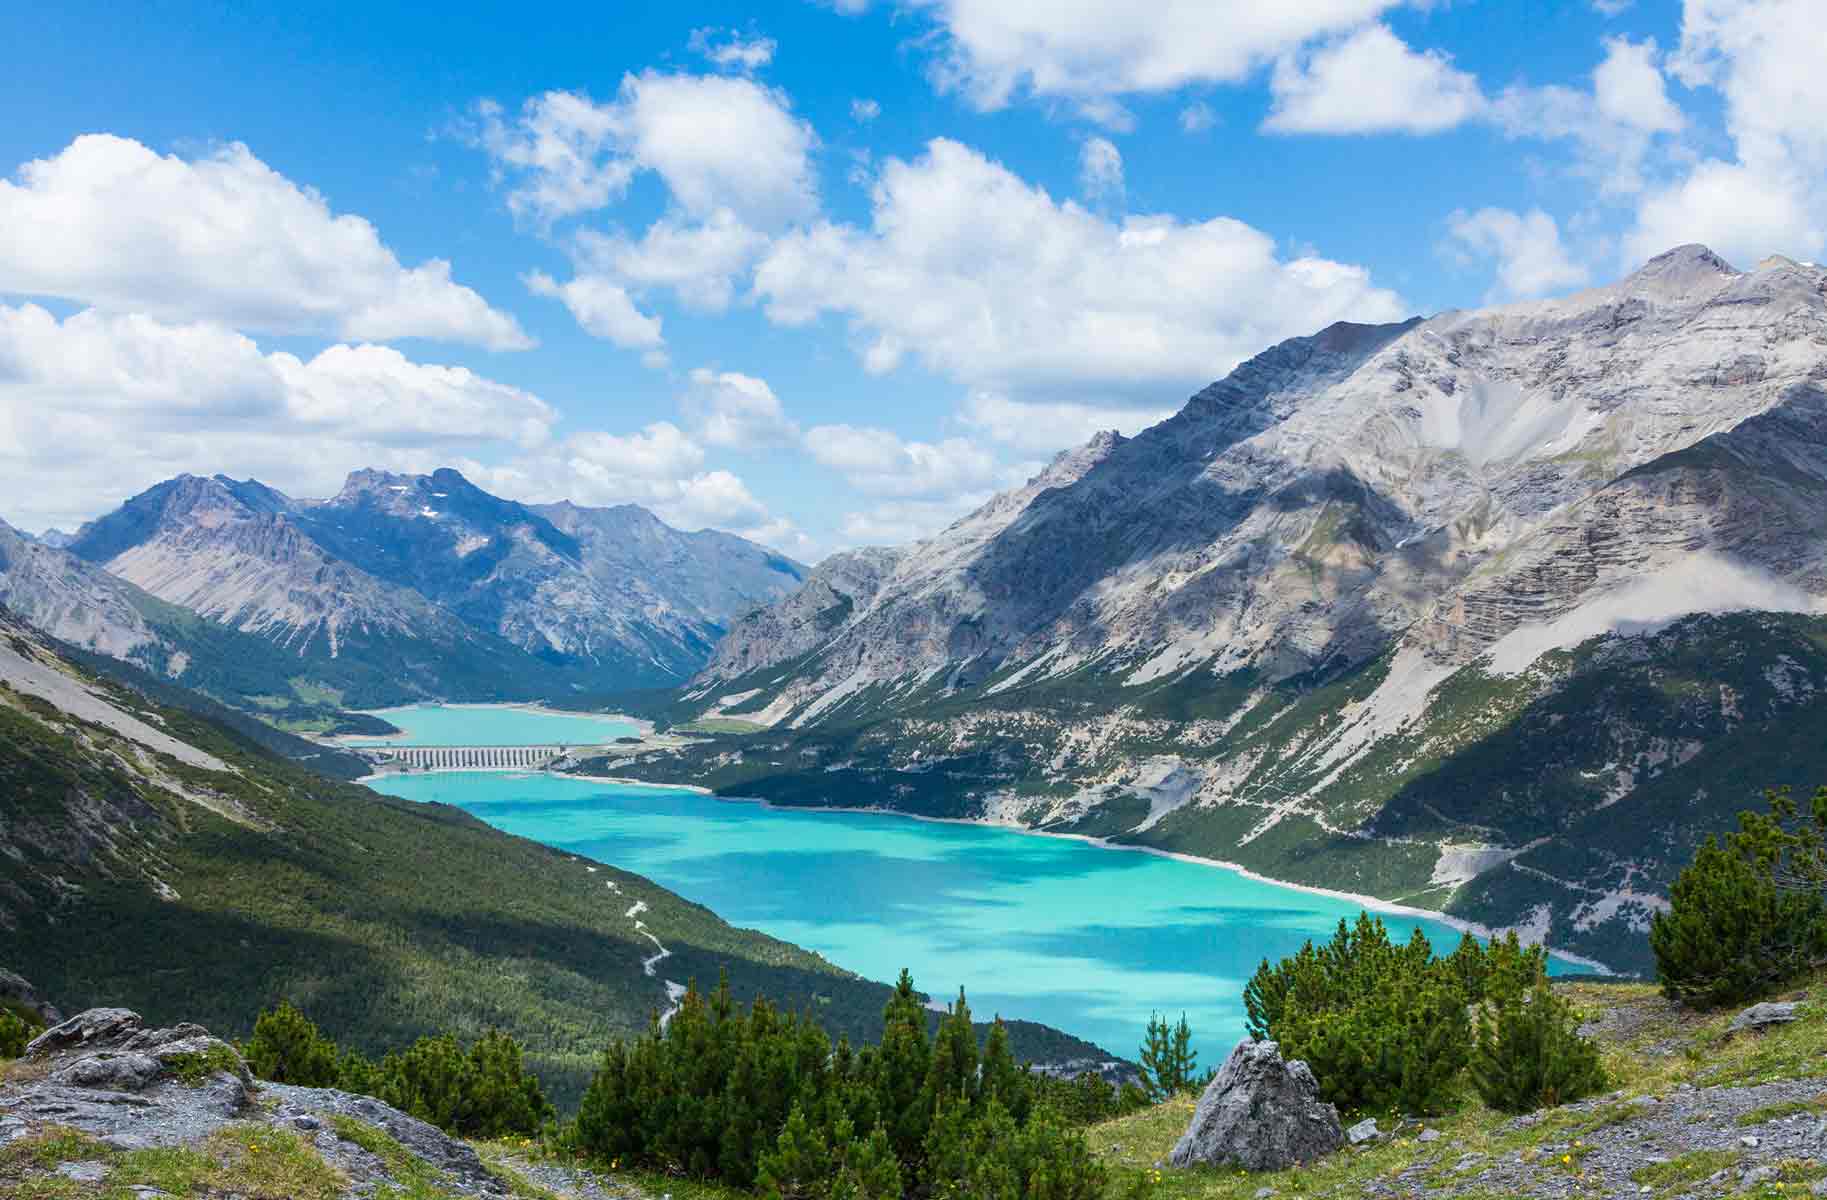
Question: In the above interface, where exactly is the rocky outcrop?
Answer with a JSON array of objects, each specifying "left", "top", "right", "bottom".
[
  {"left": 0, "top": 968, "right": 60, "bottom": 1026},
  {"left": 1, "top": 1007, "right": 509, "bottom": 1196},
  {"left": 1169, "top": 1039, "right": 1344, "bottom": 1171}
]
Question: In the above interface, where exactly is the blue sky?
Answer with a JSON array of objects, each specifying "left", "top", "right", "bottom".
[{"left": 1, "top": 0, "right": 1821, "bottom": 558}]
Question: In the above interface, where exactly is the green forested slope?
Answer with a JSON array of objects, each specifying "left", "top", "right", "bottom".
[{"left": 0, "top": 616, "right": 1108, "bottom": 1109}]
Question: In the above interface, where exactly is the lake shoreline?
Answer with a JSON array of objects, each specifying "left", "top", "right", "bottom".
[
  {"left": 712, "top": 794, "right": 1616, "bottom": 975},
  {"left": 369, "top": 755, "right": 1613, "bottom": 975}
]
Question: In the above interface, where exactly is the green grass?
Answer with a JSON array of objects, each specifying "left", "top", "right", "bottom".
[
  {"left": 162, "top": 1044, "right": 245, "bottom": 1086},
  {"left": 1737, "top": 1094, "right": 1827, "bottom": 1125},
  {"left": 1077, "top": 974, "right": 1827, "bottom": 1199},
  {"left": 330, "top": 1115, "right": 468, "bottom": 1200},
  {"left": 1630, "top": 1149, "right": 1740, "bottom": 1193},
  {"left": 0, "top": 1123, "right": 348, "bottom": 1200}
]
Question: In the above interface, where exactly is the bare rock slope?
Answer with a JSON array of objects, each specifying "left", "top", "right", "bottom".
[{"left": 634, "top": 247, "right": 1827, "bottom": 972}]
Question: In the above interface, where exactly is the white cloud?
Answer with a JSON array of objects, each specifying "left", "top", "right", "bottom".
[
  {"left": 1490, "top": 36, "right": 1684, "bottom": 199},
  {"left": 480, "top": 77, "right": 817, "bottom": 353},
  {"left": 1178, "top": 102, "right": 1217, "bottom": 133},
  {"left": 572, "top": 211, "right": 768, "bottom": 314},
  {"left": 480, "top": 76, "right": 817, "bottom": 230},
  {"left": 1078, "top": 136, "right": 1124, "bottom": 203},
  {"left": 461, "top": 428, "right": 790, "bottom": 538},
  {"left": 0, "top": 134, "right": 530, "bottom": 350},
  {"left": 0, "top": 304, "right": 552, "bottom": 529},
  {"left": 524, "top": 270, "right": 663, "bottom": 350},
  {"left": 754, "top": 138, "right": 1406, "bottom": 403},
  {"left": 1592, "top": 36, "right": 1684, "bottom": 133},
  {"left": 1628, "top": 160, "right": 1820, "bottom": 266},
  {"left": 688, "top": 27, "right": 777, "bottom": 72},
  {"left": 681, "top": 368, "right": 799, "bottom": 449},
  {"left": 1446, "top": 208, "right": 1591, "bottom": 300},
  {"left": 959, "top": 392, "right": 1173, "bottom": 453},
  {"left": 835, "top": 495, "right": 994, "bottom": 546},
  {"left": 803, "top": 424, "right": 999, "bottom": 497},
  {"left": 1265, "top": 24, "right": 1485, "bottom": 135},
  {"left": 909, "top": 0, "right": 1395, "bottom": 116},
  {"left": 1621, "top": 0, "right": 1827, "bottom": 266},
  {"left": 851, "top": 98, "right": 882, "bottom": 123}
]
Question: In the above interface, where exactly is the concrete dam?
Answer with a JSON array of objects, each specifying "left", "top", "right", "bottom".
[{"left": 364, "top": 745, "right": 572, "bottom": 770}]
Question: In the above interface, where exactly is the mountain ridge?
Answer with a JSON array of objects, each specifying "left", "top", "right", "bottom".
[
  {"left": 607, "top": 245, "right": 1827, "bottom": 973},
  {"left": 8, "top": 467, "right": 810, "bottom": 711}
]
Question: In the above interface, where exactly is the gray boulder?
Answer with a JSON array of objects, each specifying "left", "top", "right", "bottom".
[
  {"left": 1170, "top": 1039, "right": 1344, "bottom": 1171},
  {"left": 1729, "top": 1002, "right": 1799, "bottom": 1033}
]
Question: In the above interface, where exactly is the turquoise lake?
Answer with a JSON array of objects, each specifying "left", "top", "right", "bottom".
[
  {"left": 343, "top": 704, "right": 640, "bottom": 747},
  {"left": 367, "top": 764, "right": 1552, "bottom": 1066}
]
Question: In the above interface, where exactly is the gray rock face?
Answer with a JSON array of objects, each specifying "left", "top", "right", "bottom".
[
  {"left": 695, "top": 246, "right": 1827, "bottom": 726},
  {"left": 1729, "top": 1002, "right": 1801, "bottom": 1033},
  {"left": 1169, "top": 1039, "right": 1344, "bottom": 1171},
  {"left": 3, "top": 1007, "right": 509, "bottom": 1196}
]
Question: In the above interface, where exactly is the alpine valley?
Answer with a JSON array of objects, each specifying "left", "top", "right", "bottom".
[{"left": 590, "top": 246, "right": 1827, "bottom": 975}]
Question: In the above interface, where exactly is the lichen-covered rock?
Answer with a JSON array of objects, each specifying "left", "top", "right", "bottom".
[{"left": 1170, "top": 1039, "right": 1344, "bottom": 1171}]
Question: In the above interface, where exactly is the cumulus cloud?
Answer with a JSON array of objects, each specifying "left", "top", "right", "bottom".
[
  {"left": 0, "top": 303, "right": 551, "bottom": 529},
  {"left": 833, "top": 495, "right": 996, "bottom": 546},
  {"left": 907, "top": 0, "right": 1395, "bottom": 118},
  {"left": 753, "top": 138, "right": 1406, "bottom": 404},
  {"left": 1078, "top": 136, "right": 1124, "bottom": 203},
  {"left": 1491, "top": 35, "right": 1683, "bottom": 198},
  {"left": 571, "top": 212, "right": 768, "bottom": 314},
  {"left": 688, "top": 27, "right": 777, "bottom": 72},
  {"left": 680, "top": 368, "right": 799, "bottom": 449},
  {"left": 524, "top": 270, "right": 664, "bottom": 350},
  {"left": 461, "top": 427, "right": 792, "bottom": 540},
  {"left": 480, "top": 77, "right": 817, "bottom": 353},
  {"left": 0, "top": 135, "right": 530, "bottom": 350},
  {"left": 1178, "top": 102, "right": 1217, "bottom": 133},
  {"left": 851, "top": 98, "right": 882, "bottom": 123},
  {"left": 1265, "top": 24, "right": 1485, "bottom": 135},
  {"left": 1623, "top": 0, "right": 1827, "bottom": 265},
  {"left": 802, "top": 424, "right": 999, "bottom": 497},
  {"left": 959, "top": 392, "right": 1173, "bottom": 453},
  {"left": 1446, "top": 208, "right": 1591, "bottom": 301},
  {"left": 479, "top": 76, "right": 817, "bottom": 230}
]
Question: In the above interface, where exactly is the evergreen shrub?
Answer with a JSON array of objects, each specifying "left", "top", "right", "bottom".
[{"left": 1652, "top": 787, "right": 1827, "bottom": 1008}]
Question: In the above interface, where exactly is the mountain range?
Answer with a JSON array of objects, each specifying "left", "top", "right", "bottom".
[
  {"left": 0, "top": 469, "right": 805, "bottom": 723},
  {"left": 607, "top": 245, "right": 1827, "bottom": 973}
]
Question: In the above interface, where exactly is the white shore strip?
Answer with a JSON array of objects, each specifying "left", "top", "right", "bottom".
[{"left": 360, "top": 764, "right": 1614, "bottom": 975}]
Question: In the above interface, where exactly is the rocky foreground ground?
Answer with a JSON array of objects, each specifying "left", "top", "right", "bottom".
[{"left": 5, "top": 978, "right": 1827, "bottom": 1199}]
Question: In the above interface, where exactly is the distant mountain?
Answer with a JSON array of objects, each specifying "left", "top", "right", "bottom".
[
  {"left": 624, "top": 246, "right": 1827, "bottom": 972},
  {"left": 40, "top": 467, "right": 806, "bottom": 707},
  {"left": 0, "top": 608, "right": 1115, "bottom": 1106}
]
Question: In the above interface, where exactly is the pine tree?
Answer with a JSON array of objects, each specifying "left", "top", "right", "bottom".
[
  {"left": 924, "top": 988, "right": 979, "bottom": 1108},
  {"left": 243, "top": 1001, "right": 340, "bottom": 1087},
  {"left": 978, "top": 1018, "right": 1031, "bottom": 1124},
  {"left": 1138, "top": 1012, "right": 1197, "bottom": 1100},
  {"left": 874, "top": 969, "right": 933, "bottom": 1167},
  {"left": 756, "top": 1101, "right": 832, "bottom": 1200},
  {"left": 1652, "top": 789, "right": 1827, "bottom": 1007},
  {"left": 1470, "top": 980, "right": 1607, "bottom": 1113}
]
